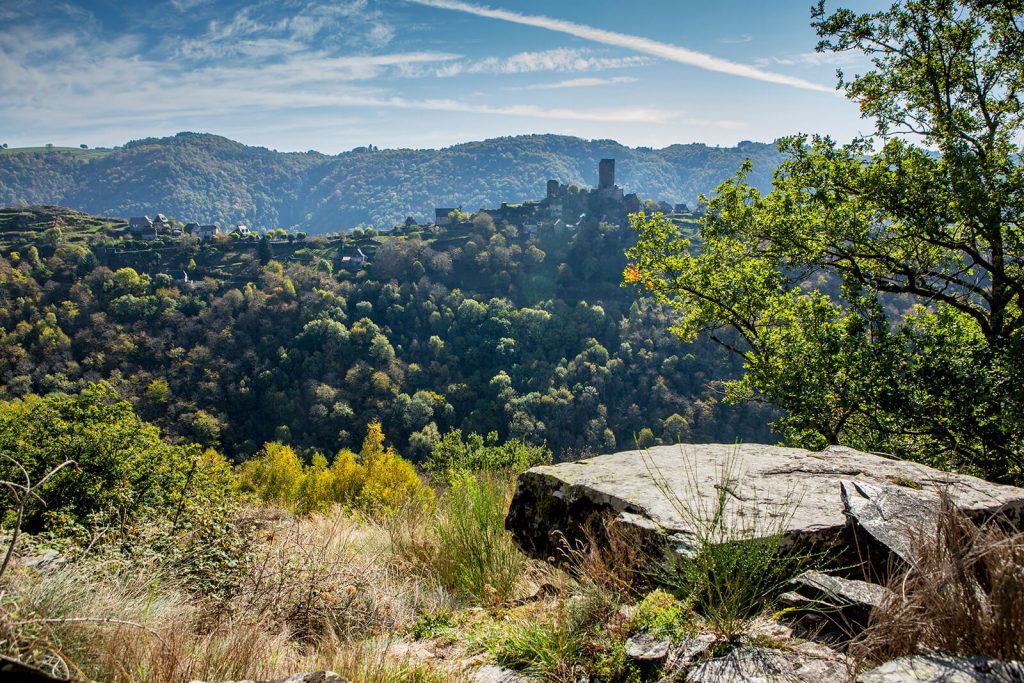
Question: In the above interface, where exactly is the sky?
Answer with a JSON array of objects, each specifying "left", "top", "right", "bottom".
[{"left": 0, "top": 0, "right": 889, "bottom": 153}]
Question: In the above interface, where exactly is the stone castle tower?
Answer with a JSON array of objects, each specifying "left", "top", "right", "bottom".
[{"left": 598, "top": 158, "right": 615, "bottom": 189}]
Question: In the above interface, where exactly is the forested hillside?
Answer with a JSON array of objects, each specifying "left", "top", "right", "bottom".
[
  {"left": 0, "top": 133, "right": 785, "bottom": 231},
  {"left": 0, "top": 206, "right": 775, "bottom": 461}
]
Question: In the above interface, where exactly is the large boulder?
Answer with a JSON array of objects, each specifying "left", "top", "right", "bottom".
[{"left": 505, "top": 444, "right": 1024, "bottom": 566}]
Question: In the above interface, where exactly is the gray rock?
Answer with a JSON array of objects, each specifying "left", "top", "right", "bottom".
[
  {"left": 857, "top": 655, "right": 1024, "bottom": 682},
  {"left": 685, "top": 645, "right": 849, "bottom": 682},
  {"left": 664, "top": 634, "right": 717, "bottom": 672},
  {"left": 780, "top": 570, "right": 893, "bottom": 631},
  {"left": 474, "top": 665, "right": 533, "bottom": 682},
  {"left": 840, "top": 480, "right": 938, "bottom": 565},
  {"left": 505, "top": 444, "right": 1024, "bottom": 566},
  {"left": 626, "top": 632, "right": 672, "bottom": 660}
]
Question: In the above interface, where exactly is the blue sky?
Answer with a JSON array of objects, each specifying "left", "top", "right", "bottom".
[{"left": 0, "top": 0, "right": 887, "bottom": 152}]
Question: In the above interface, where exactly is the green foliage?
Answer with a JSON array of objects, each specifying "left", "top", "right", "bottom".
[
  {"left": 0, "top": 384, "right": 221, "bottom": 533},
  {"left": 424, "top": 429, "right": 551, "bottom": 483},
  {"left": 0, "top": 196, "right": 778, "bottom": 466},
  {"left": 627, "top": 0, "right": 1024, "bottom": 481},
  {"left": 426, "top": 471, "right": 525, "bottom": 604},
  {"left": 630, "top": 589, "right": 692, "bottom": 642}
]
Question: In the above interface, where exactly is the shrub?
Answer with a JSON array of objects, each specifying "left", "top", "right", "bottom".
[
  {"left": 236, "top": 442, "right": 304, "bottom": 506},
  {"left": 630, "top": 589, "right": 691, "bottom": 642},
  {"left": 238, "top": 422, "right": 431, "bottom": 517},
  {"left": 0, "top": 384, "right": 221, "bottom": 534},
  {"left": 647, "top": 450, "right": 821, "bottom": 639},
  {"left": 424, "top": 429, "right": 551, "bottom": 483},
  {"left": 357, "top": 422, "right": 432, "bottom": 514}
]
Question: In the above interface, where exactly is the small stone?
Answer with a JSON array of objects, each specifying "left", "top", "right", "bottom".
[
  {"left": 625, "top": 632, "right": 672, "bottom": 661},
  {"left": 474, "top": 664, "right": 532, "bottom": 682}
]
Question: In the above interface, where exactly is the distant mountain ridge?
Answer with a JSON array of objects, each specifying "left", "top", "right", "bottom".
[{"left": 0, "top": 132, "right": 785, "bottom": 231}]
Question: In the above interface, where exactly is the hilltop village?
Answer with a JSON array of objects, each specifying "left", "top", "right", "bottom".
[{"left": 105, "top": 159, "right": 694, "bottom": 281}]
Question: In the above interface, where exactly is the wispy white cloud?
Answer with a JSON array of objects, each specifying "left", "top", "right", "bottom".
[
  {"left": 755, "top": 52, "right": 863, "bottom": 68},
  {"left": 410, "top": 0, "right": 834, "bottom": 93},
  {"left": 398, "top": 47, "right": 650, "bottom": 78},
  {"left": 466, "top": 48, "right": 649, "bottom": 74},
  {"left": 719, "top": 33, "right": 752, "bottom": 44},
  {"left": 516, "top": 76, "right": 638, "bottom": 90}
]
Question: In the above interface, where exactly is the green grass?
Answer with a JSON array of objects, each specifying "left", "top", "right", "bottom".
[
  {"left": 429, "top": 471, "right": 526, "bottom": 604},
  {"left": 642, "top": 448, "right": 824, "bottom": 640}
]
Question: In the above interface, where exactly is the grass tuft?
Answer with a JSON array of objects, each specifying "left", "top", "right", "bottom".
[{"left": 851, "top": 493, "right": 1024, "bottom": 666}]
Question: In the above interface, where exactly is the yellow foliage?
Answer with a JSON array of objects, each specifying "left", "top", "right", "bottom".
[
  {"left": 236, "top": 441, "right": 304, "bottom": 506},
  {"left": 236, "top": 422, "right": 431, "bottom": 517},
  {"left": 329, "top": 448, "right": 363, "bottom": 502},
  {"left": 296, "top": 453, "right": 333, "bottom": 514}
]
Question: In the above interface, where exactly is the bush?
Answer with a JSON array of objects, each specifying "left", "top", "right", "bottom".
[
  {"left": 647, "top": 451, "right": 821, "bottom": 639},
  {"left": 424, "top": 429, "right": 551, "bottom": 483},
  {"left": 630, "top": 589, "right": 691, "bottom": 642},
  {"left": 238, "top": 422, "right": 432, "bottom": 517},
  {"left": 0, "top": 384, "right": 222, "bottom": 534}
]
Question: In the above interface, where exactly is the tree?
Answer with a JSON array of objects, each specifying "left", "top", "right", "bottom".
[{"left": 627, "top": 0, "right": 1024, "bottom": 481}]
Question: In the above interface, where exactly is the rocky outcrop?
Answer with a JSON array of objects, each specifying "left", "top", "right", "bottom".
[
  {"left": 780, "top": 570, "right": 893, "bottom": 631},
  {"left": 505, "top": 444, "right": 1024, "bottom": 568},
  {"left": 857, "top": 655, "right": 1024, "bottom": 682}
]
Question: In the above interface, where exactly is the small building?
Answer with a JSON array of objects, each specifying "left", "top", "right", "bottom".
[
  {"left": 340, "top": 247, "right": 368, "bottom": 270},
  {"left": 197, "top": 223, "right": 220, "bottom": 240},
  {"left": 234, "top": 224, "right": 251, "bottom": 237},
  {"left": 153, "top": 213, "right": 171, "bottom": 232},
  {"left": 129, "top": 216, "right": 157, "bottom": 241},
  {"left": 184, "top": 222, "right": 200, "bottom": 234},
  {"left": 674, "top": 203, "right": 690, "bottom": 213},
  {"left": 435, "top": 207, "right": 458, "bottom": 226}
]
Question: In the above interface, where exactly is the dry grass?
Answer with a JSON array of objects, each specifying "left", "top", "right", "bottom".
[
  {"left": 851, "top": 494, "right": 1024, "bottom": 666},
  {"left": 0, "top": 506, "right": 461, "bottom": 682}
]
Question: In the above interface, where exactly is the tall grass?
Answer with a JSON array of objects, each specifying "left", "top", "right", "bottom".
[
  {"left": 0, "top": 507, "right": 454, "bottom": 682},
  {"left": 390, "top": 471, "right": 528, "bottom": 606},
  {"left": 851, "top": 494, "right": 1024, "bottom": 666},
  {"left": 641, "top": 447, "right": 821, "bottom": 639}
]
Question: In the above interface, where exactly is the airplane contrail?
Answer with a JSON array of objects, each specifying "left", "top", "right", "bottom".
[{"left": 410, "top": 0, "right": 835, "bottom": 93}]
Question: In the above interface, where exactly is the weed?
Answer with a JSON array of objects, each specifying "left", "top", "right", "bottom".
[
  {"left": 641, "top": 447, "right": 823, "bottom": 640},
  {"left": 851, "top": 493, "right": 1024, "bottom": 665}
]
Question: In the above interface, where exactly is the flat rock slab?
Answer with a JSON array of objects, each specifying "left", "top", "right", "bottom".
[
  {"left": 505, "top": 444, "right": 1024, "bottom": 563},
  {"left": 685, "top": 645, "right": 849, "bottom": 682},
  {"left": 857, "top": 655, "right": 1024, "bottom": 682}
]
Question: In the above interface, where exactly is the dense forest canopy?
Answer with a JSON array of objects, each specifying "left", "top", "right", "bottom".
[
  {"left": 0, "top": 134, "right": 785, "bottom": 231},
  {"left": 0, "top": 206, "right": 775, "bottom": 462}
]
